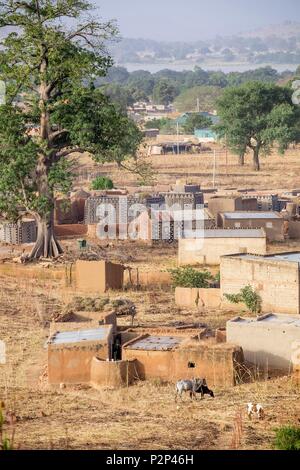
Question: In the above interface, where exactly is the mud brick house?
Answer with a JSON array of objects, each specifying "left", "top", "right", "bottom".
[
  {"left": 178, "top": 228, "right": 266, "bottom": 266},
  {"left": 0, "top": 218, "right": 37, "bottom": 244},
  {"left": 159, "top": 191, "right": 204, "bottom": 210},
  {"left": 47, "top": 326, "right": 114, "bottom": 384},
  {"left": 221, "top": 252, "right": 300, "bottom": 314},
  {"left": 122, "top": 335, "right": 244, "bottom": 387},
  {"left": 217, "top": 211, "right": 284, "bottom": 241},
  {"left": 227, "top": 313, "right": 300, "bottom": 372},
  {"left": 75, "top": 260, "right": 124, "bottom": 293},
  {"left": 242, "top": 193, "right": 278, "bottom": 211},
  {"left": 130, "top": 208, "right": 215, "bottom": 244},
  {"left": 208, "top": 196, "right": 258, "bottom": 219}
]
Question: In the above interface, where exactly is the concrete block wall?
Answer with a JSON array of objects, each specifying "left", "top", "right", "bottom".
[
  {"left": 178, "top": 235, "right": 266, "bottom": 266},
  {"left": 220, "top": 256, "right": 300, "bottom": 314}
]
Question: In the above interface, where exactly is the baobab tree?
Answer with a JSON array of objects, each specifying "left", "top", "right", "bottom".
[{"left": 0, "top": 1, "right": 143, "bottom": 259}]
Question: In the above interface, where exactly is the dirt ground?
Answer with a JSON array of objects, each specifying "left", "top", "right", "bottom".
[{"left": 1, "top": 145, "right": 300, "bottom": 450}]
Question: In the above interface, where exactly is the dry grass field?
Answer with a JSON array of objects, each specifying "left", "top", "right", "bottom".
[
  {"left": 73, "top": 143, "right": 300, "bottom": 192},
  {"left": 1, "top": 144, "right": 300, "bottom": 450}
]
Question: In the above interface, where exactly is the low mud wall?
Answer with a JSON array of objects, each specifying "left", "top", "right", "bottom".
[
  {"left": 90, "top": 357, "right": 137, "bottom": 389},
  {"left": 175, "top": 287, "right": 221, "bottom": 310}
]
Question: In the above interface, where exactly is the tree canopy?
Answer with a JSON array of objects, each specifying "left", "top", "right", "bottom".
[
  {"left": 182, "top": 114, "right": 212, "bottom": 134},
  {"left": 215, "top": 81, "right": 300, "bottom": 170},
  {"left": 0, "top": 0, "right": 143, "bottom": 259}
]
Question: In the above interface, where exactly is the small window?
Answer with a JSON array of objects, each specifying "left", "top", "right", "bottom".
[
  {"left": 188, "top": 362, "right": 196, "bottom": 368},
  {"left": 234, "top": 222, "right": 241, "bottom": 228},
  {"left": 266, "top": 222, "right": 273, "bottom": 228}
]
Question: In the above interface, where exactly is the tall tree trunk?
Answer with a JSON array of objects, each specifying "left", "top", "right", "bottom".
[
  {"left": 253, "top": 147, "right": 260, "bottom": 171},
  {"left": 29, "top": 211, "right": 63, "bottom": 260},
  {"left": 239, "top": 152, "right": 245, "bottom": 166}
]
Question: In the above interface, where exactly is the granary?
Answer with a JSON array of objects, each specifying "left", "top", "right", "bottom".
[
  {"left": 47, "top": 326, "right": 114, "bottom": 384},
  {"left": 227, "top": 313, "right": 300, "bottom": 373},
  {"left": 217, "top": 211, "right": 284, "bottom": 241},
  {"left": 220, "top": 252, "right": 300, "bottom": 314},
  {"left": 208, "top": 196, "right": 258, "bottom": 219},
  {"left": 75, "top": 260, "right": 124, "bottom": 293},
  {"left": 178, "top": 228, "right": 267, "bottom": 266},
  {"left": 122, "top": 334, "right": 245, "bottom": 387}
]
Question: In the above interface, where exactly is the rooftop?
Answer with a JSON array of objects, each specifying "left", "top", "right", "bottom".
[
  {"left": 48, "top": 327, "right": 110, "bottom": 346},
  {"left": 203, "top": 229, "right": 265, "bottom": 238},
  {"left": 124, "top": 335, "right": 184, "bottom": 351},
  {"left": 227, "top": 252, "right": 300, "bottom": 264},
  {"left": 222, "top": 212, "right": 281, "bottom": 219},
  {"left": 228, "top": 313, "right": 300, "bottom": 328}
]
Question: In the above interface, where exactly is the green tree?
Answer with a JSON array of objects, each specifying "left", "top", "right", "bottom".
[
  {"left": 174, "top": 86, "right": 223, "bottom": 113},
  {"left": 0, "top": 0, "right": 143, "bottom": 259},
  {"left": 216, "top": 82, "right": 300, "bottom": 171},
  {"left": 224, "top": 285, "right": 262, "bottom": 313},
  {"left": 91, "top": 176, "right": 114, "bottom": 190},
  {"left": 182, "top": 114, "right": 212, "bottom": 134},
  {"left": 169, "top": 267, "right": 213, "bottom": 288},
  {"left": 152, "top": 79, "right": 177, "bottom": 105}
]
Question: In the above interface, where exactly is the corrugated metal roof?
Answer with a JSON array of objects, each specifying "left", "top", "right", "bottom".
[
  {"left": 49, "top": 328, "right": 109, "bottom": 345},
  {"left": 125, "top": 336, "right": 184, "bottom": 351},
  {"left": 203, "top": 229, "right": 265, "bottom": 238},
  {"left": 264, "top": 253, "right": 300, "bottom": 263},
  {"left": 222, "top": 212, "right": 280, "bottom": 219}
]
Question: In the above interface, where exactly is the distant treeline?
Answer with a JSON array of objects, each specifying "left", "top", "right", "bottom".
[
  {"left": 95, "top": 65, "right": 299, "bottom": 112},
  {"left": 109, "top": 27, "right": 300, "bottom": 64}
]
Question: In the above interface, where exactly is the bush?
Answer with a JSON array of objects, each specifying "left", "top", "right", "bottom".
[
  {"left": 169, "top": 266, "right": 213, "bottom": 288},
  {"left": 224, "top": 284, "right": 262, "bottom": 313},
  {"left": 91, "top": 176, "right": 114, "bottom": 190},
  {"left": 274, "top": 426, "right": 300, "bottom": 450}
]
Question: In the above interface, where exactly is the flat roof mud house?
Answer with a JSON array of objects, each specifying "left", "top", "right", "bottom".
[
  {"left": 217, "top": 211, "right": 284, "bottom": 241},
  {"left": 227, "top": 313, "right": 300, "bottom": 373},
  {"left": 178, "top": 228, "right": 267, "bottom": 266},
  {"left": 221, "top": 252, "right": 300, "bottom": 314},
  {"left": 47, "top": 326, "right": 114, "bottom": 384},
  {"left": 208, "top": 196, "right": 258, "bottom": 220},
  {"left": 122, "top": 334, "right": 244, "bottom": 387}
]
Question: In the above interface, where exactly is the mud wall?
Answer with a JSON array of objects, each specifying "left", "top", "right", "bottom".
[{"left": 90, "top": 358, "right": 138, "bottom": 389}]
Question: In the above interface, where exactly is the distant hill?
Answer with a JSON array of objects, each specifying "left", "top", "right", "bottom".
[
  {"left": 111, "top": 22, "right": 300, "bottom": 66},
  {"left": 240, "top": 21, "right": 300, "bottom": 39}
]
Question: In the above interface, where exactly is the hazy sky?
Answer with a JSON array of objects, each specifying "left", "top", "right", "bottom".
[{"left": 95, "top": 0, "right": 300, "bottom": 41}]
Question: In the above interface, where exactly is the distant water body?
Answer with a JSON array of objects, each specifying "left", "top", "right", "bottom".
[{"left": 121, "top": 62, "right": 298, "bottom": 73}]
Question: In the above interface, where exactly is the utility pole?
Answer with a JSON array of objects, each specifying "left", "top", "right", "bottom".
[
  {"left": 213, "top": 150, "right": 216, "bottom": 189},
  {"left": 176, "top": 122, "right": 180, "bottom": 155},
  {"left": 196, "top": 97, "right": 200, "bottom": 113}
]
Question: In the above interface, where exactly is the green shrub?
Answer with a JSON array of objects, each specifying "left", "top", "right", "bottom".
[
  {"left": 168, "top": 267, "right": 213, "bottom": 288},
  {"left": 274, "top": 426, "right": 300, "bottom": 450},
  {"left": 224, "top": 284, "right": 262, "bottom": 313},
  {"left": 0, "top": 403, "right": 14, "bottom": 450},
  {"left": 91, "top": 176, "right": 114, "bottom": 190}
]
